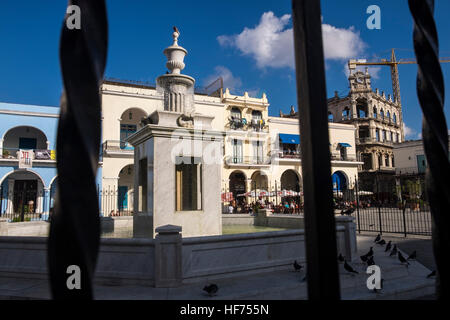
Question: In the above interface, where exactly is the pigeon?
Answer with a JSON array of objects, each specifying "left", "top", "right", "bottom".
[
  {"left": 360, "top": 247, "right": 374, "bottom": 263},
  {"left": 407, "top": 250, "right": 417, "bottom": 260},
  {"left": 367, "top": 255, "right": 376, "bottom": 267},
  {"left": 376, "top": 239, "right": 386, "bottom": 246},
  {"left": 374, "top": 234, "right": 381, "bottom": 243},
  {"left": 203, "top": 284, "right": 218, "bottom": 297},
  {"left": 293, "top": 260, "right": 303, "bottom": 272},
  {"left": 338, "top": 253, "right": 345, "bottom": 263},
  {"left": 389, "top": 244, "right": 398, "bottom": 256},
  {"left": 398, "top": 252, "right": 410, "bottom": 267},
  {"left": 384, "top": 241, "right": 392, "bottom": 252},
  {"left": 426, "top": 270, "right": 436, "bottom": 278},
  {"left": 344, "top": 260, "right": 359, "bottom": 274},
  {"left": 173, "top": 26, "right": 180, "bottom": 34}
]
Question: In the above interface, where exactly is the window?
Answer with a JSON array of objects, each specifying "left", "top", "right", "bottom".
[
  {"left": 138, "top": 158, "right": 148, "bottom": 212},
  {"left": 342, "top": 108, "right": 350, "bottom": 120},
  {"left": 120, "top": 124, "right": 137, "bottom": 149},
  {"left": 393, "top": 113, "right": 397, "bottom": 124},
  {"left": 378, "top": 154, "right": 382, "bottom": 168},
  {"left": 380, "top": 109, "right": 384, "bottom": 119},
  {"left": 376, "top": 129, "right": 380, "bottom": 142},
  {"left": 19, "top": 138, "right": 37, "bottom": 150},
  {"left": 252, "top": 141, "right": 264, "bottom": 164},
  {"left": 340, "top": 146, "right": 348, "bottom": 160},
  {"left": 385, "top": 154, "right": 390, "bottom": 167},
  {"left": 392, "top": 156, "right": 395, "bottom": 167},
  {"left": 252, "top": 110, "right": 262, "bottom": 121},
  {"left": 232, "top": 139, "right": 243, "bottom": 163},
  {"left": 382, "top": 130, "right": 387, "bottom": 141},
  {"left": 231, "top": 107, "right": 241, "bottom": 119},
  {"left": 390, "top": 131, "right": 394, "bottom": 142},
  {"left": 373, "top": 107, "right": 377, "bottom": 119},
  {"left": 176, "top": 157, "right": 202, "bottom": 211},
  {"left": 387, "top": 111, "right": 391, "bottom": 121},
  {"left": 328, "top": 112, "right": 334, "bottom": 122}
]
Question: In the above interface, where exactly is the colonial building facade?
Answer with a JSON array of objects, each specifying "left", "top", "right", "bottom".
[{"left": 327, "top": 69, "right": 404, "bottom": 190}]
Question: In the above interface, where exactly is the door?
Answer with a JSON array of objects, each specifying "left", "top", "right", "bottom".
[
  {"left": 118, "top": 186, "right": 128, "bottom": 211},
  {"left": 19, "top": 138, "right": 37, "bottom": 150},
  {"left": 13, "top": 180, "right": 38, "bottom": 219}
]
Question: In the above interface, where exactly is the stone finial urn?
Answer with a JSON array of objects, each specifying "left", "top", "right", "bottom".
[{"left": 163, "top": 28, "right": 188, "bottom": 75}]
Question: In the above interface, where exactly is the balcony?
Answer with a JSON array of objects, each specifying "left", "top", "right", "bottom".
[
  {"left": 0, "top": 148, "right": 56, "bottom": 167},
  {"left": 227, "top": 117, "right": 268, "bottom": 132},
  {"left": 330, "top": 154, "right": 358, "bottom": 162},
  {"left": 356, "top": 137, "right": 393, "bottom": 147},
  {"left": 102, "top": 140, "right": 134, "bottom": 157},
  {"left": 225, "top": 156, "right": 271, "bottom": 167}
]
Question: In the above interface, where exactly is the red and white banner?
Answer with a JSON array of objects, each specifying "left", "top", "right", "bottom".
[{"left": 18, "top": 150, "right": 33, "bottom": 169}]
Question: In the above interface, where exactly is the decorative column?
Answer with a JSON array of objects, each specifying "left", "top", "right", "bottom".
[
  {"left": 36, "top": 181, "right": 44, "bottom": 214},
  {"left": 6, "top": 179, "right": 14, "bottom": 214}
]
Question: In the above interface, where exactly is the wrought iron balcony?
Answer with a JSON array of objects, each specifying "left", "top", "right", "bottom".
[
  {"left": 225, "top": 155, "right": 271, "bottom": 166},
  {"left": 356, "top": 137, "right": 394, "bottom": 147}
]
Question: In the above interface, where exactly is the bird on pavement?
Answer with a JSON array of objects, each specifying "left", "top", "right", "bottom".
[
  {"left": 367, "top": 255, "right": 376, "bottom": 267},
  {"left": 389, "top": 244, "right": 398, "bottom": 257},
  {"left": 385, "top": 241, "right": 392, "bottom": 252},
  {"left": 344, "top": 260, "right": 359, "bottom": 274},
  {"left": 293, "top": 260, "right": 303, "bottom": 272},
  {"left": 407, "top": 250, "right": 417, "bottom": 260},
  {"left": 360, "top": 247, "right": 374, "bottom": 263},
  {"left": 203, "top": 284, "right": 218, "bottom": 297},
  {"left": 374, "top": 234, "right": 381, "bottom": 243},
  {"left": 338, "top": 253, "right": 345, "bottom": 263},
  {"left": 427, "top": 270, "right": 436, "bottom": 278},
  {"left": 398, "top": 252, "right": 410, "bottom": 267},
  {"left": 376, "top": 239, "right": 386, "bottom": 246}
]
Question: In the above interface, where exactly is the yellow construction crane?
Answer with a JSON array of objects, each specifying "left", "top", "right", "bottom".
[{"left": 348, "top": 48, "right": 450, "bottom": 106}]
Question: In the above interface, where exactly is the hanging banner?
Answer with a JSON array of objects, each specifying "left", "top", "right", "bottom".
[
  {"left": 35, "top": 149, "right": 52, "bottom": 160},
  {"left": 18, "top": 150, "right": 33, "bottom": 169}
]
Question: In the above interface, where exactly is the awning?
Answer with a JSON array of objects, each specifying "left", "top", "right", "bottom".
[
  {"left": 338, "top": 143, "right": 352, "bottom": 148},
  {"left": 279, "top": 134, "right": 300, "bottom": 145}
]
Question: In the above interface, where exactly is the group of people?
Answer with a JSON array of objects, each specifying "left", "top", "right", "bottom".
[{"left": 226, "top": 197, "right": 303, "bottom": 215}]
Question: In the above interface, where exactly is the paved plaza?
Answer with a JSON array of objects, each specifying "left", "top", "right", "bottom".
[{"left": 0, "top": 234, "right": 435, "bottom": 300}]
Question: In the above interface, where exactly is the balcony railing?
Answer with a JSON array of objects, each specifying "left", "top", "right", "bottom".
[
  {"left": 102, "top": 140, "right": 134, "bottom": 155},
  {"left": 1, "top": 148, "right": 54, "bottom": 161},
  {"left": 227, "top": 117, "right": 268, "bottom": 132},
  {"left": 330, "top": 154, "right": 358, "bottom": 162},
  {"left": 225, "top": 155, "right": 271, "bottom": 166},
  {"left": 356, "top": 137, "right": 394, "bottom": 146}
]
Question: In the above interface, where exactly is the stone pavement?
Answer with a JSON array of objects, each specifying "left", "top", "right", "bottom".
[{"left": 0, "top": 235, "right": 436, "bottom": 300}]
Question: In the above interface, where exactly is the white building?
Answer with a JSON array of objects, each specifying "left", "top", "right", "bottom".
[{"left": 394, "top": 138, "right": 450, "bottom": 175}]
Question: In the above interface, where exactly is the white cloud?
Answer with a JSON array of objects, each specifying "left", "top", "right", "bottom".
[
  {"left": 204, "top": 66, "right": 242, "bottom": 91},
  {"left": 218, "top": 11, "right": 366, "bottom": 70},
  {"left": 403, "top": 123, "right": 418, "bottom": 139}
]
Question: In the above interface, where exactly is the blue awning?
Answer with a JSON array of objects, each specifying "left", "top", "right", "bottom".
[
  {"left": 338, "top": 143, "right": 352, "bottom": 148},
  {"left": 279, "top": 134, "right": 300, "bottom": 144}
]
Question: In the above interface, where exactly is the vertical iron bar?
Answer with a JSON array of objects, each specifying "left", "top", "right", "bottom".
[
  {"left": 409, "top": 0, "right": 450, "bottom": 299},
  {"left": 47, "top": 0, "right": 108, "bottom": 299},
  {"left": 355, "top": 176, "right": 361, "bottom": 234},
  {"left": 292, "top": 0, "right": 340, "bottom": 299}
]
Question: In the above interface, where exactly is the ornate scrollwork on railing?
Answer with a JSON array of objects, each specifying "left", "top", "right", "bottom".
[
  {"left": 409, "top": 0, "right": 450, "bottom": 299},
  {"left": 47, "top": 0, "right": 108, "bottom": 299}
]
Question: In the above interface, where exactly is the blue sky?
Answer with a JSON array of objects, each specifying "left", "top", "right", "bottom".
[{"left": 0, "top": 0, "right": 449, "bottom": 139}]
